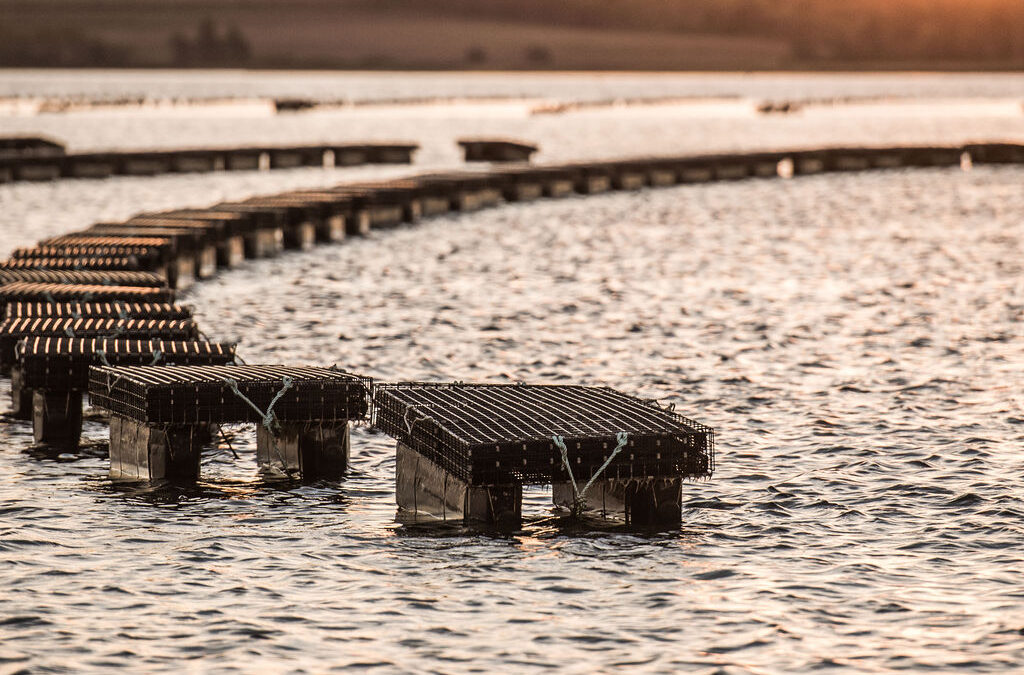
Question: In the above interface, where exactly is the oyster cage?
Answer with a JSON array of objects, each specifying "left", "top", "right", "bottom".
[
  {"left": 88, "top": 365, "right": 372, "bottom": 426},
  {"left": 0, "top": 269, "right": 167, "bottom": 288},
  {"left": 0, "top": 257, "right": 142, "bottom": 271},
  {"left": 4, "top": 301, "right": 192, "bottom": 321},
  {"left": 17, "top": 338, "right": 236, "bottom": 391},
  {"left": 372, "top": 382, "right": 715, "bottom": 485},
  {"left": 0, "top": 283, "right": 175, "bottom": 310},
  {"left": 0, "top": 316, "right": 198, "bottom": 368}
]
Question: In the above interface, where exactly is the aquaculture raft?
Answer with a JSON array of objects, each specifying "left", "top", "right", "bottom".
[
  {"left": 374, "top": 383, "right": 714, "bottom": 527},
  {"left": 0, "top": 283, "right": 175, "bottom": 312},
  {"left": 88, "top": 365, "right": 371, "bottom": 481},
  {"left": 18, "top": 338, "right": 235, "bottom": 392},
  {"left": 13, "top": 339, "right": 236, "bottom": 448},
  {"left": 0, "top": 316, "right": 198, "bottom": 371},
  {"left": 458, "top": 138, "right": 538, "bottom": 163},
  {"left": 4, "top": 301, "right": 191, "bottom": 321},
  {"left": 0, "top": 268, "right": 167, "bottom": 288}
]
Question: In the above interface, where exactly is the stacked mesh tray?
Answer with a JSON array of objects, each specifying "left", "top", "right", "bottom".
[
  {"left": 0, "top": 269, "right": 166, "bottom": 288},
  {"left": 14, "top": 243, "right": 171, "bottom": 268},
  {"left": 0, "top": 257, "right": 141, "bottom": 271},
  {"left": 0, "top": 283, "right": 175, "bottom": 310},
  {"left": 373, "top": 383, "right": 715, "bottom": 485},
  {"left": 83, "top": 225, "right": 207, "bottom": 254},
  {"left": 5, "top": 301, "right": 191, "bottom": 321},
  {"left": 34, "top": 236, "right": 175, "bottom": 257},
  {"left": 17, "top": 338, "right": 236, "bottom": 391},
  {"left": 88, "top": 365, "right": 370, "bottom": 425},
  {"left": 0, "top": 316, "right": 198, "bottom": 368}
]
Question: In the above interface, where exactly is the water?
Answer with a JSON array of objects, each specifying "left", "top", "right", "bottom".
[{"left": 1, "top": 72, "right": 1023, "bottom": 672}]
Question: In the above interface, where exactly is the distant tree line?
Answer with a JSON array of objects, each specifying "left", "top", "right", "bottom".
[
  {"left": 417, "top": 0, "right": 1024, "bottom": 63},
  {"left": 170, "top": 19, "right": 252, "bottom": 67}
]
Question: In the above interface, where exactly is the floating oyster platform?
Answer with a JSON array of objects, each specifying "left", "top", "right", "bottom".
[
  {"left": 89, "top": 365, "right": 370, "bottom": 481},
  {"left": 14, "top": 338, "right": 235, "bottom": 447},
  {"left": 0, "top": 140, "right": 421, "bottom": 184},
  {"left": 373, "top": 383, "right": 714, "bottom": 528},
  {"left": 458, "top": 138, "right": 538, "bottom": 163}
]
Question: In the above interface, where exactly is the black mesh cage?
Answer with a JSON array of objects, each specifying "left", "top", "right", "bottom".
[
  {"left": 0, "top": 283, "right": 175, "bottom": 311},
  {"left": 88, "top": 365, "right": 371, "bottom": 425},
  {"left": 0, "top": 268, "right": 166, "bottom": 288},
  {"left": 0, "top": 257, "right": 141, "bottom": 271},
  {"left": 4, "top": 302, "right": 191, "bottom": 321},
  {"left": 17, "top": 338, "right": 236, "bottom": 391},
  {"left": 372, "top": 382, "right": 715, "bottom": 485}
]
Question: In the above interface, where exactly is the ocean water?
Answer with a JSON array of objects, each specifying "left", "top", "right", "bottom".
[{"left": 1, "top": 72, "right": 1023, "bottom": 673}]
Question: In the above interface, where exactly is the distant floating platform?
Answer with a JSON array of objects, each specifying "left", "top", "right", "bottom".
[
  {"left": 0, "top": 141, "right": 420, "bottom": 184},
  {"left": 458, "top": 138, "right": 538, "bottom": 163}
]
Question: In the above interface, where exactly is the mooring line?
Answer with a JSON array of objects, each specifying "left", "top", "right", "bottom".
[
  {"left": 221, "top": 376, "right": 294, "bottom": 473},
  {"left": 554, "top": 431, "right": 629, "bottom": 517}
]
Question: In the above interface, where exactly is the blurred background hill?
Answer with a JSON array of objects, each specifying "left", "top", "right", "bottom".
[{"left": 1, "top": 0, "right": 1023, "bottom": 70}]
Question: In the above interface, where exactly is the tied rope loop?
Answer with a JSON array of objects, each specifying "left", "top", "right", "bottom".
[
  {"left": 222, "top": 376, "right": 295, "bottom": 473},
  {"left": 402, "top": 405, "right": 434, "bottom": 436},
  {"left": 149, "top": 349, "right": 163, "bottom": 366},
  {"left": 223, "top": 376, "right": 294, "bottom": 434},
  {"left": 554, "top": 431, "right": 629, "bottom": 518},
  {"left": 97, "top": 349, "right": 125, "bottom": 394}
]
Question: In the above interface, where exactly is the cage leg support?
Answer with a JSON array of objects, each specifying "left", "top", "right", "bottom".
[
  {"left": 10, "top": 366, "right": 33, "bottom": 420},
  {"left": 553, "top": 477, "right": 682, "bottom": 527},
  {"left": 108, "top": 416, "right": 204, "bottom": 482},
  {"left": 256, "top": 422, "right": 350, "bottom": 479},
  {"left": 243, "top": 228, "right": 283, "bottom": 258},
  {"left": 316, "top": 215, "right": 347, "bottom": 243},
  {"left": 283, "top": 222, "right": 317, "bottom": 251},
  {"left": 216, "top": 235, "right": 246, "bottom": 268},
  {"left": 395, "top": 443, "right": 522, "bottom": 529},
  {"left": 32, "top": 390, "right": 83, "bottom": 449},
  {"left": 195, "top": 244, "right": 218, "bottom": 279}
]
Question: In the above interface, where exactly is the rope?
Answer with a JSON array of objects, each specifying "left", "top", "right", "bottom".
[
  {"left": 96, "top": 349, "right": 124, "bottom": 394},
  {"left": 221, "top": 376, "right": 294, "bottom": 472},
  {"left": 554, "top": 431, "right": 629, "bottom": 518},
  {"left": 403, "top": 405, "right": 433, "bottom": 435}
]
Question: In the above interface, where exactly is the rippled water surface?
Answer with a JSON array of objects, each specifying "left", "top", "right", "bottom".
[{"left": 1, "top": 73, "right": 1023, "bottom": 673}]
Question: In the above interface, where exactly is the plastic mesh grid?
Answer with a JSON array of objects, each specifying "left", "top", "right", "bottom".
[
  {"left": 37, "top": 236, "right": 174, "bottom": 251},
  {"left": 0, "top": 257, "right": 141, "bottom": 271},
  {"left": 373, "top": 382, "right": 714, "bottom": 485},
  {"left": 0, "top": 269, "right": 167, "bottom": 288},
  {"left": 0, "top": 316, "right": 198, "bottom": 368},
  {"left": 4, "top": 301, "right": 191, "bottom": 321},
  {"left": 83, "top": 225, "right": 207, "bottom": 252},
  {"left": 0, "top": 283, "right": 175, "bottom": 310},
  {"left": 88, "top": 365, "right": 371, "bottom": 425},
  {"left": 17, "top": 338, "right": 236, "bottom": 391}
]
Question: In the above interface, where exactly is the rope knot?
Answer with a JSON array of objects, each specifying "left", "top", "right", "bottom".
[{"left": 555, "top": 431, "right": 629, "bottom": 518}]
